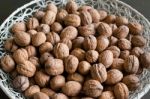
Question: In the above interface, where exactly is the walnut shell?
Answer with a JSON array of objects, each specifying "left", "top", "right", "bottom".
[
  {"left": 81, "top": 97, "right": 94, "bottom": 99},
  {"left": 140, "top": 52, "right": 150, "bottom": 68},
  {"left": 41, "top": 88, "right": 55, "bottom": 97},
  {"left": 25, "top": 85, "right": 40, "bottom": 97},
  {"left": 62, "top": 81, "right": 82, "bottom": 96},
  {"left": 97, "top": 36, "right": 109, "bottom": 52},
  {"left": 83, "top": 80, "right": 103, "bottom": 98},
  {"left": 85, "top": 50, "right": 99, "bottom": 63},
  {"left": 51, "top": 93, "right": 68, "bottom": 99},
  {"left": 109, "top": 24, "right": 118, "bottom": 32},
  {"left": 4, "top": 38, "right": 18, "bottom": 52},
  {"left": 17, "top": 60, "right": 36, "bottom": 77},
  {"left": 27, "top": 17, "right": 39, "bottom": 30},
  {"left": 29, "top": 57, "right": 40, "bottom": 68},
  {"left": 37, "top": 24, "right": 50, "bottom": 34},
  {"left": 71, "top": 48, "right": 85, "bottom": 61},
  {"left": 118, "top": 39, "right": 131, "bottom": 50},
  {"left": 72, "top": 36, "right": 84, "bottom": 49},
  {"left": 67, "top": 73, "right": 84, "bottom": 83},
  {"left": 25, "top": 45, "right": 37, "bottom": 57},
  {"left": 51, "top": 22, "right": 63, "bottom": 33},
  {"left": 90, "top": 63, "right": 107, "bottom": 83},
  {"left": 107, "top": 46, "right": 120, "bottom": 58},
  {"left": 46, "top": 3, "right": 58, "bottom": 13},
  {"left": 131, "top": 47, "right": 144, "bottom": 57},
  {"left": 109, "top": 36, "right": 118, "bottom": 46},
  {"left": 98, "top": 50, "right": 113, "bottom": 68},
  {"left": 78, "top": 6, "right": 92, "bottom": 12},
  {"left": 32, "top": 32, "right": 46, "bottom": 46},
  {"left": 39, "top": 42, "right": 53, "bottom": 54},
  {"left": 80, "top": 11, "right": 92, "bottom": 26},
  {"left": 78, "top": 24, "right": 95, "bottom": 36},
  {"left": 33, "top": 92, "right": 49, "bottom": 99},
  {"left": 131, "top": 35, "right": 146, "bottom": 47},
  {"left": 34, "top": 11, "right": 45, "bottom": 20},
  {"left": 27, "top": 30, "right": 37, "bottom": 36},
  {"left": 42, "top": 11, "right": 56, "bottom": 25},
  {"left": 88, "top": 8, "right": 100, "bottom": 23},
  {"left": 116, "top": 16, "right": 128, "bottom": 26},
  {"left": 98, "top": 91, "right": 115, "bottom": 99},
  {"left": 128, "top": 22, "right": 143, "bottom": 35},
  {"left": 56, "top": 9, "right": 68, "bottom": 24},
  {"left": 64, "top": 55, "right": 79, "bottom": 74},
  {"left": 124, "top": 55, "right": 139, "bottom": 74},
  {"left": 60, "top": 38, "right": 72, "bottom": 50},
  {"left": 78, "top": 61, "right": 91, "bottom": 75},
  {"left": 98, "top": 10, "right": 108, "bottom": 21},
  {"left": 40, "top": 52, "right": 53, "bottom": 64},
  {"left": 111, "top": 58, "right": 124, "bottom": 71},
  {"left": 11, "top": 22, "right": 26, "bottom": 34},
  {"left": 104, "top": 15, "right": 116, "bottom": 24},
  {"left": 66, "top": 1, "right": 78, "bottom": 14},
  {"left": 46, "top": 32, "right": 60, "bottom": 45},
  {"left": 120, "top": 50, "right": 130, "bottom": 60}
]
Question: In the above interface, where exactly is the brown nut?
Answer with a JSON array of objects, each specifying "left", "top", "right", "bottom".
[
  {"left": 107, "top": 46, "right": 120, "bottom": 58},
  {"left": 111, "top": 58, "right": 124, "bottom": 71},
  {"left": 27, "top": 30, "right": 37, "bottom": 36},
  {"left": 116, "top": 16, "right": 128, "bottom": 26},
  {"left": 56, "top": 9, "right": 68, "bottom": 24},
  {"left": 83, "top": 80, "right": 103, "bottom": 98},
  {"left": 122, "top": 74, "right": 140, "bottom": 91},
  {"left": 140, "top": 52, "right": 150, "bottom": 68},
  {"left": 10, "top": 69, "right": 19, "bottom": 79},
  {"left": 67, "top": 73, "right": 84, "bottom": 83},
  {"left": 124, "top": 55, "right": 139, "bottom": 74},
  {"left": 13, "top": 48, "right": 28, "bottom": 64},
  {"left": 46, "top": 32, "right": 60, "bottom": 45},
  {"left": 4, "top": 38, "right": 18, "bottom": 52},
  {"left": 89, "top": 8, "right": 100, "bottom": 23},
  {"left": 109, "top": 24, "right": 118, "bottom": 32},
  {"left": 60, "top": 26, "right": 78, "bottom": 40},
  {"left": 39, "top": 42, "right": 53, "bottom": 54},
  {"left": 60, "top": 38, "right": 72, "bottom": 50},
  {"left": 71, "top": 48, "right": 85, "bottom": 61},
  {"left": 40, "top": 52, "right": 53, "bottom": 64},
  {"left": 47, "top": 3, "right": 58, "bottom": 13},
  {"left": 120, "top": 50, "right": 130, "bottom": 60},
  {"left": 64, "top": 14, "right": 81, "bottom": 27},
  {"left": 51, "top": 93, "right": 68, "bottom": 99},
  {"left": 97, "top": 22, "right": 112, "bottom": 37},
  {"left": 105, "top": 69, "right": 123, "bottom": 85},
  {"left": 72, "top": 36, "right": 84, "bottom": 49},
  {"left": 29, "top": 57, "right": 40, "bottom": 68},
  {"left": 114, "top": 83, "right": 129, "bottom": 99},
  {"left": 118, "top": 39, "right": 131, "bottom": 50},
  {"left": 34, "top": 11, "right": 45, "bottom": 20},
  {"left": 98, "top": 50, "right": 113, "bottom": 68},
  {"left": 81, "top": 97, "right": 94, "bottom": 99},
  {"left": 78, "top": 61, "right": 91, "bottom": 75},
  {"left": 45, "top": 58, "right": 64, "bottom": 76},
  {"left": 34, "top": 70, "right": 50, "bottom": 87},
  {"left": 78, "top": 24, "right": 95, "bottom": 36},
  {"left": 113, "top": 25, "right": 129, "bottom": 39},
  {"left": 42, "top": 11, "right": 56, "bottom": 25},
  {"left": 50, "top": 75, "right": 65, "bottom": 91},
  {"left": 66, "top": 0, "right": 78, "bottom": 14},
  {"left": 33, "top": 92, "right": 49, "bottom": 99},
  {"left": 32, "top": 32, "right": 46, "bottom": 46},
  {"left": 1, "top": 55, "right": 15, "bottom": 73},
  {"left": 25, "top": 45, "right": 37, "bottom": 57},
  {"left": 25, "top": 85, "right": 40, "bottom": 97},
  {"left": 109, "top": 36, "right": 118, "bottom": 46},
  {"left": 98, "top": 91, "right": 115, "bottom": 99},
  {"left": 90, "top": 63, "right": 107, "bottom": 83},
  {"left": 62, "top": 81, "right": 82, "bottom": 96},
  {"left": 97, "top": 36, "right": 109, "bottom": 52},
  {"left": 14, "top": 32, "right": 31, "bottom": 46},
  {"left": 51, "top": 22, "right": 63, "bottom": 33},
  {"left": 83, "top": 35, "right": 97, "bottom": 51},
  {"left": 11, "top": 22, "right": 26, "bottom": 34},
  {"left": 80, "top": 11, "right": 92, "bottom": 26},
  {"left": 17, "top": 60, "right": 36, "bottom": 77},
  {"left": 13, "top": 75, "right": 29, "bottom": 91},
  {"left": 98, "top": 10, "right": 108, "bottom": 21},
  {"left": 131, "top": 47, "right": 144, "bottom": 57},
  {"left": 54, "top": 43, "right": 69, "bottom": 59},
  {"left": 131, "top": 35, "right": 146, "bottom": 47},
  {"left": 37, "top": 24, "right": 50, "bottom": 34},
  {"left": 104, "top": 15, "right": 116, "bottom": 24},
  {"left": 27, "top": 17, "right": 39, "bottom": 30},
  {"left": 41, "top": 88, "right": 55, "bottom": 97},
  {"left": 85, "top": 50, "right": 99, "bottom": 63},
  {"left": 128, "top": 22, "right": 143, "bottom": 35},
  {"left": 78, "top": 6, "right": 92, "bottom": 12},
  {"left": 64, "top": 55, "right": 79, "bottom": 74}
]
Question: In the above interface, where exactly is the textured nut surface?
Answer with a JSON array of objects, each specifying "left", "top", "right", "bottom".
[
  {"left": 27, "top": 17, "right": 39, "bottom": 30},
  {"left": 109, "top": 36, "right": 118, "bottom": 46},
  {"left": 32, "top": 32, "right": 46, "bottom": 46},
  {"left": 78, "top": 24, "right": 95, "bottom": 36},
  {"left": 97, "top": 36, "right": 109, "bottom": 52},
  {"left": 72, "top": 37, "right": 84, "bottom": 49},
  {"left": 47, "top": 3, "right": 58, "bottom": 13},
  {"left": 118, "top": 39, "right": 131, "bottom": 50},
  {"left": 34, "top": 11, "right": 45, "bottom": 20},
  {"left": 85, "top": 50, "right": 99, "bottom": 63},
  {"left": 60, "top": 38, "right": 72, "bottom": 50},
  {"left": 56, "top": 9, "right": 68, "bottom": 24},
  {"left": 41, "top": 88, "right": 55, "bottom": 97},
  {"left": 42, "top": 11, "right": 56, "bottom": 25},
  {"left": 131, "top": 47, "right": 144, "bottom": 57},
  {"left": 71, "top": 48, "right": 85, "bottom": 61},
  {"left": 51, "top": 93, "right": 68, "bottom": 99},
  {"left": 128, "top": 22, "right": 143, "bottom": 35},
  {"left": 46, "top": 32, "right": 60, "bottom": 45},
  {"left": 131, "top": 35, "right": 146, "bottom": 47},
  {"left": 51, "top": 22, "right": 63, "bottom": 33},
  {"left": 29, "top": 57, "right": 40, "bottom": 68},
  {"left": 109, "top": 24, "right": 118, "bottom": 32},
  {"left": 25, "top": 45, "right": 37, "bottom": 57},
  {"left": 140, "top": 52, "right": 150, "bottom": 68},
  {"left": 98, "top": 10, "right": 108, "bottom": 21},
  {"left": 33, "top": 92, "right": 49, "bottom": 99},
  {"left": 120, "top": 50, "right": 130, "bottom": 59},
  {"left": 107, "top": 46, "right": 120, "bottom": 58},
  {"left": 39, "top": 42, "right": 53, "bottom": 54},
  {"left": 27, "top": 30, "right": 37, "bottom": 36},
  {"left": 66, "top": 1, "right": 78, "bottom": 14},
  {"left": 78, "top": 61, "right": 91, "bottom": 75},
  {"left": 98, "top": 91, "right": 115, "bottom": 99},
  {"left": 88, "top": 8, "right": 100, "bottom": 23},
  {"left": 4, "top": 38, "right": 18, "bottom": 52},
  {"left": 111, "top": 58, "right": 124, "bottom": 71},
  {"left": 37, "top": 24, "right": 50, "bottom": 34},
  {"left": 116, "top": 16, "right": 128, "bottom": 26},
  {"left": 80, "top": 11, "right": 92, "bottom": 26},
  {"left": 67, "top": 73, "right": 84, "bottom": 83},
  {"left": 25, "top": 85, "right": 40, "bottom": 97},
  {"left": 104, "top": 15, "right": 116, "bottom": 23},
  {"left": 40, "top": 52, "right": 53, "bottom": 64},
  {"left": 11, "top": 22, "right": 26, "bottom": 34}
]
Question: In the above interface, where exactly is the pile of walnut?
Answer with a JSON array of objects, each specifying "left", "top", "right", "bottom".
[{"left": 1, "top": 1, "right": 150, "bottom": 99}]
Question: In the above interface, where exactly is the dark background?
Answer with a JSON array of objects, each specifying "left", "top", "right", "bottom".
[{"left": 0, "top": 0, "right": 149, "bottom": 98}]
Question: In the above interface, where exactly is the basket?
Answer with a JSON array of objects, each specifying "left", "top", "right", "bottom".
[{"left": 0, "top": 0, "right": 150, "bottom": 99}]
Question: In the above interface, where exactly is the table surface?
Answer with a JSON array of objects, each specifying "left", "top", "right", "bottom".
[{"left": 0, "top": 0, "right": 150, "bottom": 98}]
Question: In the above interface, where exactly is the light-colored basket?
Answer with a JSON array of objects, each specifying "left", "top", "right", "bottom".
[{"left": 0, "top": 0, "right": 150, "bottom": 99}]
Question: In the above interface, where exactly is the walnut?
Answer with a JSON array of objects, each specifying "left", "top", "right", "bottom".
[
  {"left": 66, "top": 0, "right": 78, "bottom": 14},
  {"left": 46, "top": 3, "right": 58, "bottom": 13},
  {"left": 80, "top": 11, "right": 92, "bottom": 26},
  {"left": 13, "top": 75, "right": 29, "bottom": 91},
  {"left": 56, "top": 9, "right": 68, "bottom": 24},
  {"left": 0, "top": 55, "right": 15, "bottom": 72},
  {"left": 116, "top": 16, "right": 128, "bottom": 26},
  {"left": 14, "top": 32, "right": 31, "bottom": 46},
  {"left": 25, "top": 85, "right": 40, "bottom": 97},
  {"left": 50, "top": 75, "right": 65, "bottom": 91},
  {"left": 107, "top": 46, "right": 120, "bottom": 58},
  {"left": 60, "top": 26, "right": 78, "bottom": 40},
  {"left": 78, "top": 61, "right": 91, "bottom": 75},
  {"left": 83, "top": 80, "right": 103, "bottom": 98},
  {"left": 33, "top": 92, "right": 49, "bottom": 99},
  {"left": 78, "top": 24, "right": 95, "bottom": 36},
  {"left": 45, "top": 58, "right": 64, "bottom": 76},
  {"left": 111, "top": 58, "right": 124, "bottom": 71},
  {"left": 131, "top": 35, "right": 146, "bottom": 47},
  {"left": 46, "top": 32, "right": 60, "bottom": 45},
  {"left": 10, "top": 69, "right": 19, "bottom": 79},
  {"left": 27, "top": 17, "right": 39, "bottom": 30},
  {"left": 54, "top": 43, "right": 69, "bottom": 59},
  {"left": 4, "top": 38, "right": 18, "bottom": 52},
  {"left": 39, "top": 42, "right": 53, "bottom": 54},
  {"left": 109, "top": 24, "right": 118, "bottom": 32},
  {"left": 25, "top": 45, "right": 37, "bottom": 57},
  {"left": 34, "top": 70, "right": 50, "bottom": 87},
  {"left": 131, "top": 47, "right": 144, "bottom": 57},
  {"left": 140, "top": 52, "right": 150, "bottom": 68},
  {"left": 98, "top": 50, "right": 113, "bottom": 68},
  {"left": 67, "top": 73, "right": 84, "bottom": 83},
  {"left": 71, "top": 48, "right": 85, "bottom": 61},
  {"left": 98, "top": 91, "right": 115, "bottom": 99},
  {"left": 97, "top": 36, "right": 109, "bottom": 52},
  {"left": 98, "top": 10, "right": 108, "bottom": 21},
  {"left": 51, "top": 93, "right": 68, "bottom": 99},
  {"left": 42, "top": 11, "right": 56, "bottom": 25},
  {"left": 41, "top": 88, "right": 55, "bottom": 97},
  {"left": 78, "top": 6, "right": 92, "bottom": 12},
  {"left": 85, "top": 50, "right": 99, "bottom": 63},
  {"left": 27, "top": 30, "right": 37, "bottom": 36},
  {"left": 51, "top": 22, "right": 63, "bottom": 33},
  {"left": 17, "top": 60, "right": 36, "bottom": 77},
  {"left": 13, "top": 48, "right": 28, "bottom": 64},
  {"left": 120, "top": 50, "right": 130, "bottom": 59},
  {"left": 11, "top": 22, "right": 26, "bottom": 34},
  {"left": 29, "top": 57, "right": 40, "bottom": 68},
  {"left": 88, "top": 8, "right": 100, "bottom": 23},
  {"left": 122, "top": 74, "right": 140, "bottom": 91},
  {"left": 72, "top": 36, "right": 84, "bottom": 49},
  {"left": 90, "top": 63, "right": 107, "bottom": 83},
  {"left": 113, "top": 25, "right": 129, "bottom": 39},
  {"left": 97, "top": 22, "right": 112, "bottom": 37},
  {"left": 37, "top": 24, "right": 50, "bottom": 34},
  {"left": 64, "top": 55, "right": 79, "bottom": 74},
  {"left": 114, "top": 83, "right": 129, "bottom": 99},
  {"left": 109, "top": 36, "right": 118, "bottom": 46},
  {"left": 40, "top": 52, "right": 53, "bottom": 64},
  {"left": 118, "top": 39, "right": 131, "bottom": 50},
  {"left": 32, "top": 32, "right": 46, "bottom": 46},
  {"left": 104, "top": 15, "right": 116, "bottom": 24},
  {"left": 128, "top": 22, "right": 143, "bottom": 35},
  {"left": 34, "top": 10, "right": 45, "bottom": 20},
  {"left": 60, "top": 38, "right": 72, "bottom": 50},
  {"left": 81, "top": 97, "right": 94, "bottom": 99},
  {"left": 62, "top": 81, "right": 82, "bottom": 96},
  {"left": 124, "top": 55, "right": 139, "bottom": 74}
]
